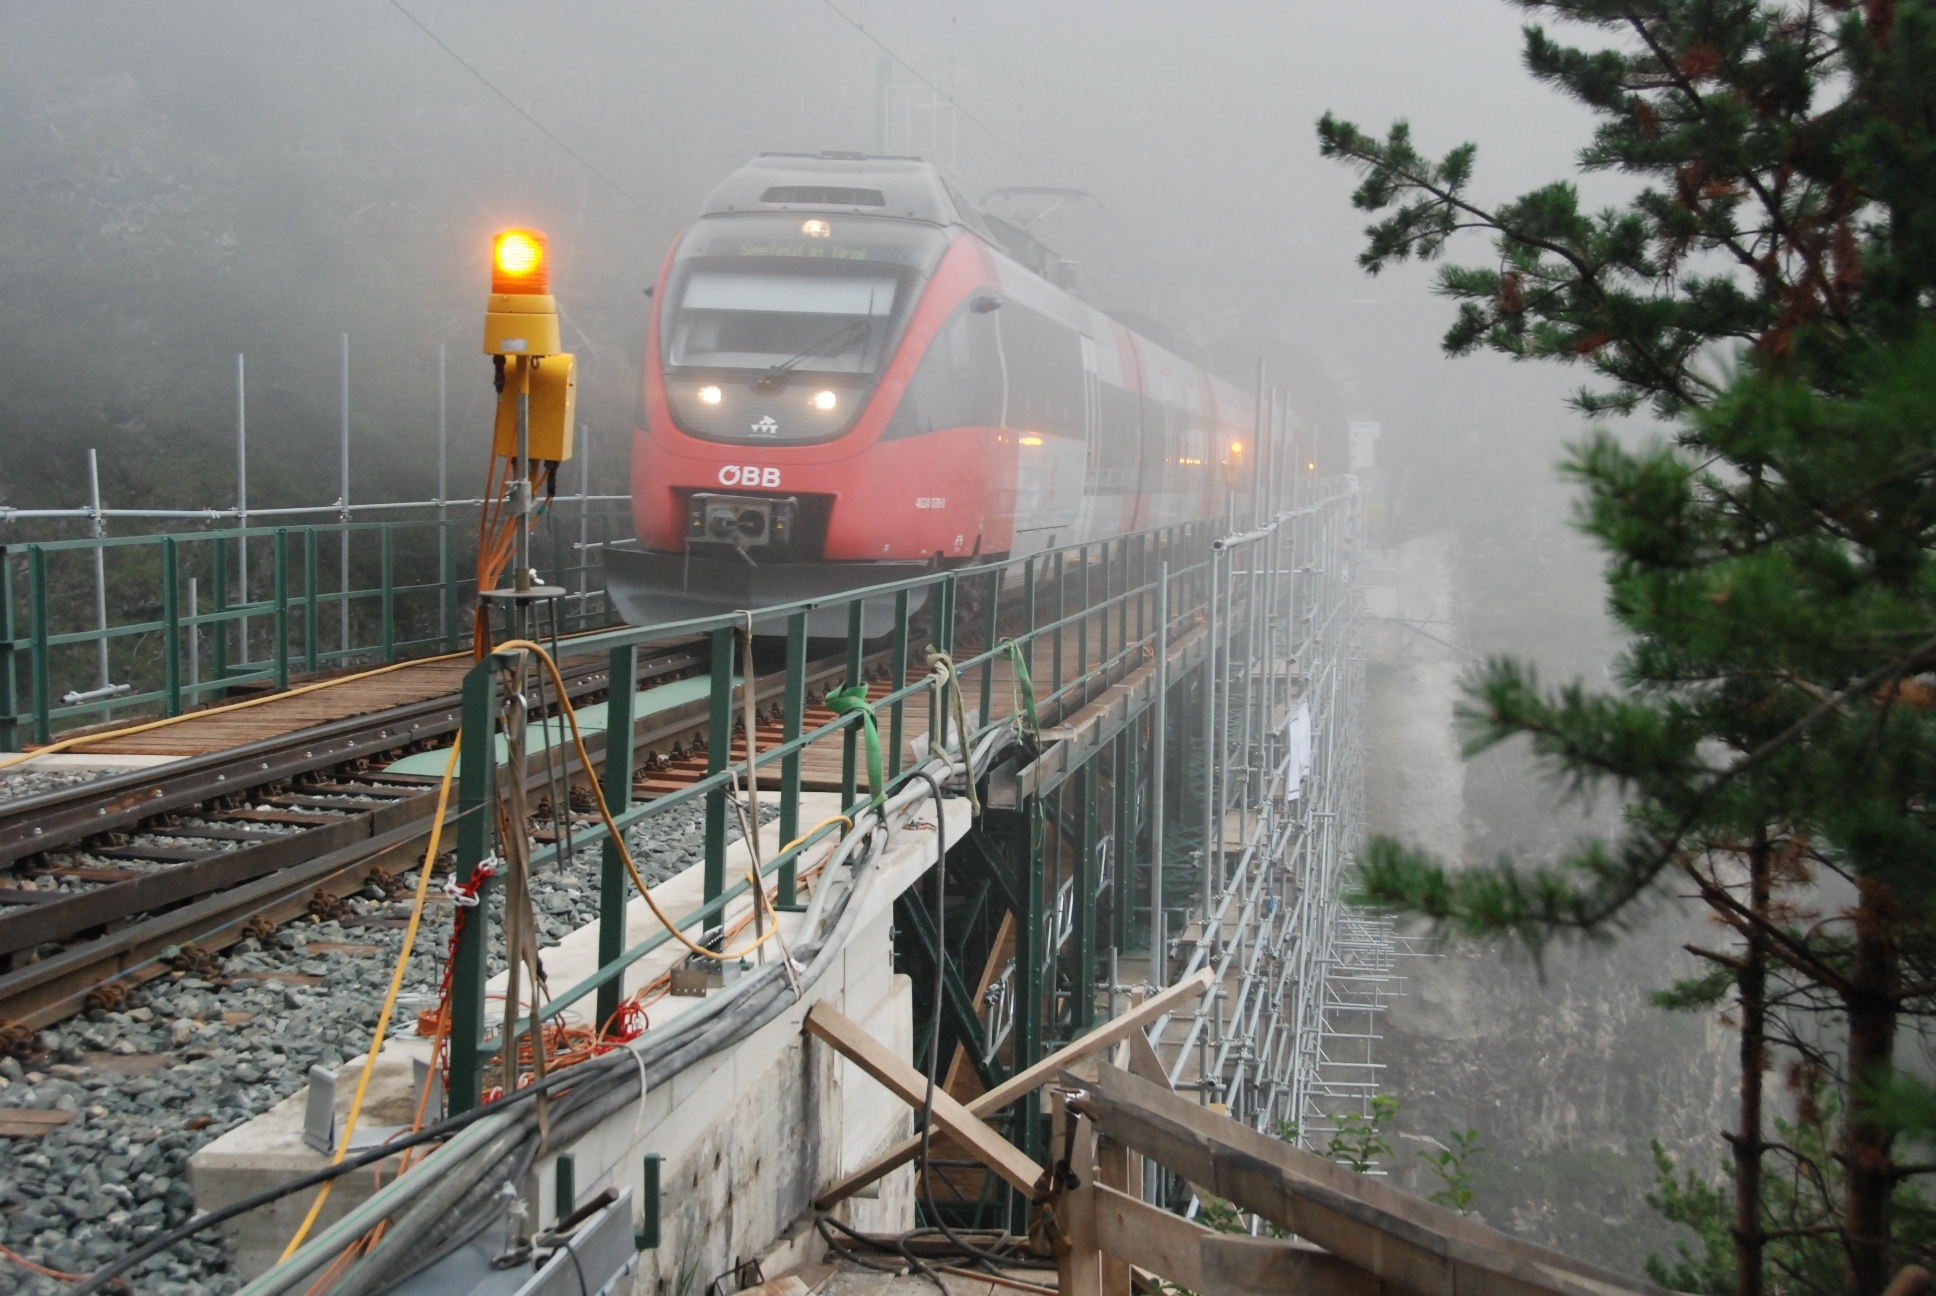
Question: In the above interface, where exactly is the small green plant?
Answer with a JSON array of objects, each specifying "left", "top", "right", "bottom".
[
  {"left": 1194, "top": 1194, "right": 1250, "bottom": 1236},
  {"left": 1327, "top": 1094, "right": 1399, "bottom": 1172},
  {"left": 1418, "top": 1129, "right": 1484, "bottom": 1214},
  {"left": 1272, "top": 1118, "right": 1299, "bottom": 1144}
]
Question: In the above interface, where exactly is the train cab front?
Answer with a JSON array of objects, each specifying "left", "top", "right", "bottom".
[{"left": 607, "top": 159, "right": 978, "bottom": 635}]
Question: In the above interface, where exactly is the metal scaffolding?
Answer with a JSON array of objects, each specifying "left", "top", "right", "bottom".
[{"left": 1126, "top": 474, "right": 1392, "bottom": 1154}]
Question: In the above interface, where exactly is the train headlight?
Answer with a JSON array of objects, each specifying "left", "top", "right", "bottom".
[
  {"left": 802, "top": 220, "right": 831, "bottom": 237},
  {"left": 699, "top": 385, "right": 723, "bottom": 405},
  {"left": 812, "top": 390, "right": 837, "bottom": 411}
]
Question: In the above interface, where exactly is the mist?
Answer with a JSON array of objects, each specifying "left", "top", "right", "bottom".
[{"left": 0, "top": 0, "right": 1720, "bottom": 1272}]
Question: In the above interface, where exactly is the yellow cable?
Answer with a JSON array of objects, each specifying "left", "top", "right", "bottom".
[
  {"left": 495, "top": 640, "right": 833, "bottom": 963},
  {"left": 276, "top": 740, "right": 461, "bottom": 1264},
  {"left": 274, "top": 668, "right": 856, "bottom": 1266}
]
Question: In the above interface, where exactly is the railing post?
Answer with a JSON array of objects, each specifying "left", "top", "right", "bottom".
[
  {"left": 1075, "top": 762, "right": 1098, "bottom": 1032},
  {"left": 29, "top": 546, "right": 50, "bottom": 746},
  {"left": 1078, "top": 545, "right": 1091, "bottom": 699},
  {"left": 840, "top": 599, "right": 863, "bottom": 808},
  {"left": 1114, "top": 727, "right": 1134, "bottom": 955},
  {"left": 597, "top": 643, "right": 638, "bottom": 1030},
  {"left": 380, "top": 525, "right": 395, "bottom": 662},
  {"left": 1097, "top": 542, "right": 1108, "bottom": 682},
  {"left": 211, "top": 538, "right": 229, "bottom": 690},
  {"left": 274, "top": 529, "right": 290, "bottom": 691},
  {"left": 304, "top": 529, "right": 320, "bottom": 674},
  {"left": 1022, "top": 556, "right": 1036, "bottom": 711},
  {"left": 980, "top": 566, "right": 999, "bottom": 729},
  {"left": 0, "top": 547, "right": 16, "bottom": 752},
  {"left": 1053, "top": 549, "right": 1065, "bottom": 699},
  {"left": 888, "top": 590, "right": 908, "bottom": 782},
  {"left": 162, "top": 537, "right": 181, "bottom": 716},
  {"left": 933, "top": 574, "right": 956, "bottom": 752},
  {"left": 704, "top": 626, "right": 734, "bottom": 907},
  {"left": 442, "top": 516, "right": 459, "bottom": 653},
  {"left": 781, "top": 611, "right": 806, "bottom": 908},
  {"left": 448, "top": 657, "right": 501, "bottom": 1114}
]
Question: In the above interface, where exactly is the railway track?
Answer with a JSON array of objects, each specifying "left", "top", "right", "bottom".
[
  {"left": 0, "top": 638, "right": 915, "bottom": 1036},
  {"left": 0, "top": 644, "right": 706, "bottom": 1034}
]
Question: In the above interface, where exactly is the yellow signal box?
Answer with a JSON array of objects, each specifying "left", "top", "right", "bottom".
[
  {"left": 492, "top": 353, "right": 576, "bottom": 462},
  {"left": 483, "top": 227, "right": 574, "bottom": 465}
]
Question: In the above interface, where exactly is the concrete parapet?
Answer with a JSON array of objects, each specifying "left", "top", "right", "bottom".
[{"left": 191, "top": 789, "right": 964, "bottom": 1285}]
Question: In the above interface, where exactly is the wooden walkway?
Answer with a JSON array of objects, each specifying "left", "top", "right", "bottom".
[{"left": 58, "top": 660, "right": 479, "bottom": 757}]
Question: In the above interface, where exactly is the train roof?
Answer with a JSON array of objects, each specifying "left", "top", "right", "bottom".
[
  {"left": 701, "top": 153, "right": 1076, "bottom": 286},
  {"left": 700, "top": 153, "right": 983, "bottom": 227}
]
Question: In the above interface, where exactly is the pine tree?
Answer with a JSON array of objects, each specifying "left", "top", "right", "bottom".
[{"left": 1316, "top": 6, "right": 1936, "bottom": 1295}]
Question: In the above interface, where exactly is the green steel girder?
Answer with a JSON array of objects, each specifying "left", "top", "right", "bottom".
[
  {"left": 958, "top": 825, "right": 1026, "bottom": 919},
  {"left": 892, "top": 888, "right": 1001, "bottom": 1094}
]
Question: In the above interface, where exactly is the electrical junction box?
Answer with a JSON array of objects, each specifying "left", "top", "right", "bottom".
[{"left": 492, "top": 354, "right": 577, "bottom": 463}]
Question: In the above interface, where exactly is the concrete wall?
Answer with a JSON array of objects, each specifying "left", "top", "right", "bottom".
[
  {"left": 547, "top": 913, "right": 917, "bottom": 1296},
  {"left": 192, "top": 792, "right": 961, "bottom": 1286}
]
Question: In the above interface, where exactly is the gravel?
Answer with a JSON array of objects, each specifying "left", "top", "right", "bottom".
[
  {"left": 0, "top": 797, "right": 773, "bottom": 1296},
  {"left": 0, "top": 768, "right": 120, "bottom": 803}
]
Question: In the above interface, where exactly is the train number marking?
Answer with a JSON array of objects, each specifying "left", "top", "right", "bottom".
[
  {"left": 719, "top": 466, "right": 781, "bottom": 488},
  {"left": 915, "top": 497, "right": 946, "bottom": 509}
]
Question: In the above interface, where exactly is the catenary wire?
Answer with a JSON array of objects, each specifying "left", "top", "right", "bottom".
[
  {"left": 814, "top": 0, "right": 1054, "bottom": 180},
  {"left": 386, "top": 1, "right": 678, "bottom": 234}
]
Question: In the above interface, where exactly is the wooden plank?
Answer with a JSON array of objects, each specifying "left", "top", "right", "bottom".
[
  {"left": 0, "top": 1109, "right": 74, "bottom": 1137},
  {"left": 1077, "top": 1067, "right": 1668, "bottom": 1296},
  {"left": 1200, "top": 1235, "right": 1387, "bottom": 1296},
  {"left": 803, "top": 1001, "right": 1043, "bottom": 1196},
  {"left": 1090, "top": 1180, "right": 1210, "bottom": 1293},
  {"left": 1123, "top": 1022, "right": 1170, "bottom": 1091},
  {"left": 813, "top": 969, "right": 1213, "bottom": 1208},
  {"left": 1058, "top": 1092, "right": 1102, "bottom": 1296},
  {"left": 1090, "top": 1180, "right": 1384, "bottom": 1296}
]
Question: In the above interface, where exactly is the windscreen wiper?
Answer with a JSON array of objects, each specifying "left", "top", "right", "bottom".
[{"left": 752, "top": 318, "right": 871, "bottom": 392}]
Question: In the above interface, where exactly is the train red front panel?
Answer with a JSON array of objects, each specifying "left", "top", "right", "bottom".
[{"left": 633, "top": 233, "right": 1019, "bottom": 561}]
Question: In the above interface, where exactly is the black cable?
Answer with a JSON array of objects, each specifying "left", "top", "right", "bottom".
[
  {"left": 69, "top": 1057, "right": 610, "bottom": 1296},
  {"left": 909, "top": 769, "right": 950, "bottom": 1291},
  {"left": 84, "top": 764, "right": 969, "bottom": 1296}
]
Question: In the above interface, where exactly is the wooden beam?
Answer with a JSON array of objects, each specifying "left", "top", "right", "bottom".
[
  {"left": 1057, "top": 1091, "right": 1102, "bottom": 1296},
  {"left": 1123, "top": 1022, "right": 1170, "bottom": 1091},
  {"left": 1091, "top": 1180, "right": 1210, "bottom": 1294},
  {"left": 1076, "top": 1067, "right": 1671, "bottom": 1296},
  {"left": 813, "top": 969, "right": 1213, "bottom": 1208},
  {"left": 1200, "top": 1235, "right": 1387, "bottom": 1296},
  {"left": 1092, "top": 1180, "right": 1389, "bottom": 1296},
  {"left": 804, "top": 1001, "right": 1043, "bottom": 1196}
]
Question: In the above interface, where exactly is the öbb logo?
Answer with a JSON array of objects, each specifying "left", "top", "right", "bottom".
[{"left": 718, "top": 465, "right": 781, "bottom": 488}]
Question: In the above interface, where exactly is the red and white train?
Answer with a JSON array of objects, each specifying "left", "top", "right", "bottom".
[{"left": 605, "top": 153, "right": 1261, "bottom": 631}]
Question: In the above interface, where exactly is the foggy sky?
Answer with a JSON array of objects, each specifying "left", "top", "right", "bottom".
[{"left": 2, "top": 0, "right": 1627, "bottom": 570}]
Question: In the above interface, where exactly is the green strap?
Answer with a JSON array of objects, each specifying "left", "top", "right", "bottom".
[
  {"left": 825, "top": 683, "right": 885, "bottom": 809},
  {"left": 997, "top": 638, "right": 1040, "bottom": 736}
]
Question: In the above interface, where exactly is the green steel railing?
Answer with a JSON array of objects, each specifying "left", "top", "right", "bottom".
[
  {"left": 441, "top": 513, "right": 1245, "bottom": 1110},
  {"left": 0, "top": 508, "right": 630, "bottom": 749}
]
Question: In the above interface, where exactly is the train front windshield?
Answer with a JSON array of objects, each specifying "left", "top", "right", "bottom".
[
  {"left": 669, "top": 272, "right": 900, "bottom": 373},
  {"left": 661, "top": 215, "right": 950, "bottom": 387}
]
